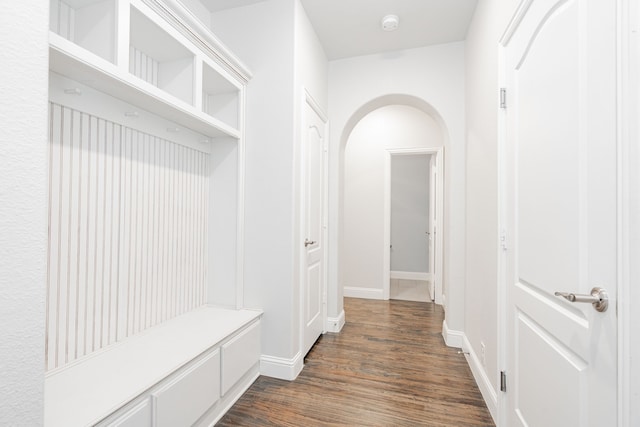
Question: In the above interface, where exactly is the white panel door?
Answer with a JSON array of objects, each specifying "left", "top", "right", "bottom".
[
  {"left": 503, "top": 0, "right": 617, "bottom": 425},
  {"left": 302, "top": 99, "right": 326, "bottom": 357}
]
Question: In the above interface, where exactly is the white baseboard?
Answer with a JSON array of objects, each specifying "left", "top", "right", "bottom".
[
  {"left": 462, "top": 336, "right": 498, "bottom": 424},
  {"left": 326, "top": 310, "right": 345, "bottom": 333},
  {"left": 441, "top": 320, "right": 464, "bottom": 348},
  {"left": 343, "top": 286, "right": 384, "bottom": 300},
  {"left": 260, "top": 352, "right": 304, "bottom": 381},
  {"left": 390, "top": 271, "right": 432, "bottom": 281}
]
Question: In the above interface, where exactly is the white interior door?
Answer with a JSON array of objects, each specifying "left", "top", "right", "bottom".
[
  {"left": 502, "top": 0, "right": 617, "bottom": 425},
  {"left": 302, "top": 98, "right": 326, "bottom": 357}
]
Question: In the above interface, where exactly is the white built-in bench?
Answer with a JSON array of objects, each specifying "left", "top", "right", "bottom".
[{"left": 44, "top": 308, "right": 262, "bottom": 427}]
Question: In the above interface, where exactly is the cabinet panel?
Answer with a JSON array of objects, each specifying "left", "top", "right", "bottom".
[
  {"left": 221, "top": 322, "right": 260, "bottom": 395},
  {"left": 152, "top": 350, "right": 220, "bottom": 427},
  {"left": 105, "top": 399, "right": 151, "bottom": 427}
]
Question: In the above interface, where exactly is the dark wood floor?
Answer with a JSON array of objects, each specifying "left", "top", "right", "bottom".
[{"left": 218, "top": 298, "right": 494, "bottom": 426}]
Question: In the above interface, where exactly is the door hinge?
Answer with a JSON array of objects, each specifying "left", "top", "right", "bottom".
[
  {"left": 500, "top": 88, "right": 507, "bottom": 109},
  {"left": 500, "top": 228, "right": 508, "bottom": 251},
  {"left": 500, "top": 371, "right": 507, "bottom": 392}
]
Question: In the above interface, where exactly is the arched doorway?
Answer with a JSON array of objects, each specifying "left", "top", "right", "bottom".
[
  {"left": 327, "top": 95, "right": 452, "bottom": 327},
  {"left": 340, "top": 104, "right": 445, "bottom": 303}
]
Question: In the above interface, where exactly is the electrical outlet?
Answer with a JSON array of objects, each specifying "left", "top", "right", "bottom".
[{"left": 480, "top": 342, "right": 486, "bottom": 366}]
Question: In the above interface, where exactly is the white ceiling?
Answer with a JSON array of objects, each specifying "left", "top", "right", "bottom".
[
  {"left": 299, "top": 0, "right": 477, "bottom": 60},
  {"left": 202, "top": 0, "right": 478, "bottom": 60}
]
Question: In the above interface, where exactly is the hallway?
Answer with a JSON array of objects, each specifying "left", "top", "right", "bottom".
[{"left": 218, "top": 298, "right": 494, "bottom": 426}]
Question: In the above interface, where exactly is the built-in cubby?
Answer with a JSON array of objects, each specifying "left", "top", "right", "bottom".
[
  {"left": 129, "top": 5, "right": 195, "bottom": 106},
  {"left": 50, "top": 0, "right": 116, "bottom": 63},
  {"left": 202, "top": 60, "right": 240, "bottom": 130}
]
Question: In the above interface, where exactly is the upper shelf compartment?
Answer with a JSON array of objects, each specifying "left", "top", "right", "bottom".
[
  {"left": 129, "top": 4, "right": 194, "bottom": 106},
  {"left": 50, "top": 0, "right": 116, "bottom": 63},
  {"left": 48, "top": 0, "right": 250, "bottom": 140},
  {"left": 202, "top": 60, "right": 240, "bottom": 130}
]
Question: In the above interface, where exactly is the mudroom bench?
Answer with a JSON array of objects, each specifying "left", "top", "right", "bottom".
[{"left": 44, "top": 308, "right": 262, "bottom": 427}]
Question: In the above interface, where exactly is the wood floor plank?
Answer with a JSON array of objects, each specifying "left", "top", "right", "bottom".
[{"left": 217, "top": 298, "right": 495, "bottom": 426}]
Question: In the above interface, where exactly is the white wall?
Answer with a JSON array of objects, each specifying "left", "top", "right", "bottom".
[
  {"left": 210, "top": 0, "right": 327, "bottom": 378},
  {"left": 463, "top": 0, "right": 519, "bottom": 417},
  {"left": 329, "top": 42, "right": 466, "bottom": 330},
  {"left": 342, "top": 106, "right": 440, "bottom": 298},
  {"left": 390, "top": 154, "right": 430, "bottom": 273},
  {"left": 293, "top": 0, "right": 329, "bottom": 347},
  {"left": 0, "top": 0, "right": 49, "bottom": 424},
  {"left": 211, "top": 0, "right": 297, "bottom": 364}
]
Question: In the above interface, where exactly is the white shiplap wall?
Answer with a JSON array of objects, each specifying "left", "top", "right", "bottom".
[{"left": 46, "top": 102, "right": 209, "bottom": 371}]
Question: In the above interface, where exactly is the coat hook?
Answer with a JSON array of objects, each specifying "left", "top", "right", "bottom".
[
  {"left": 64, "top": 88, "right": 82, "bottom": 95},
  {"left": 124, "top": 111, "right": 139, "bottom": 118}
]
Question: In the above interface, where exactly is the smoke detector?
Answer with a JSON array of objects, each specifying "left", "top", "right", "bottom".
[{"left": 381, "top": 14, "right": 400, "bottom": 32}]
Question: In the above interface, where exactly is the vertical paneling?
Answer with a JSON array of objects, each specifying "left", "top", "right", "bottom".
[
  {"left": 50, "top": 0, "right": 75, "bottom": 40},
  {"left": 129, "top": 46, "right": 159, "bottom": 86},
  {"left": 46, "top": 102, "right": 209, "bottom": 371}
]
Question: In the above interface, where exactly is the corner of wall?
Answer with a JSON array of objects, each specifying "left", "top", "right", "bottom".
[
  {"left": 326, "top": 309, "right": 345, "bottom": 333},
  {"left": 260, "top": 352, "right": 304, "bottom": 381},
  {"left": 441, "top": 319, "right": 464, "bottom": 348}
]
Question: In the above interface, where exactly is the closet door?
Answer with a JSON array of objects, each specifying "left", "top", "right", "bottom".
[{"left": 502, "top": 0, "right": 618, "bottom": 425}]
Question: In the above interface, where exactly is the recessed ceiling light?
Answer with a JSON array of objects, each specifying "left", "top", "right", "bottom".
[{"left": 381, "top": 14, "right": 400, "bottom": 32}]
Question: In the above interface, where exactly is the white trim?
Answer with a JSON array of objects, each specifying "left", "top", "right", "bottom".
[
  {"left": 298, "top": 87, "right": 329, "bottom": 359},
  {"left": 390, "top": 271, "right": 431, "bottom": 281},
  {"left": 343, "top": 286, "right": 385, "bottom": 300},
  {"left": 462, "top": 335, "right": 498, "bottom": 424},
  {"left": 206, "top": 370, "right": 259, "bottom": 426},
  {"left": 441, "top": 320, "right": 464, "bottom": 348},
  {"left": 499, "top": 0, "right": 534, "bottom": 46},
  {"left": 618, "top": 0, "right": 635, "bottom": 424},
  {"left": 260, "top": 352, "right": 304, "bottom": 381},
  {"left": 384, "top": 147, "right": 444, "bottom": 305},
  {"left": 326, "top": 310, "right": 345, "bottom": 333},
  {"left": 140, "top": 0, "right": 252, "bottom": 82}
]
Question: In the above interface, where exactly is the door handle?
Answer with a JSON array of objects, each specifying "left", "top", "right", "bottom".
[
  {"left": 304, "top": 239, "right": 316, "bottom": 247},
  {"left": 554, "top": 287, "right": 608, "bottom": 312}
]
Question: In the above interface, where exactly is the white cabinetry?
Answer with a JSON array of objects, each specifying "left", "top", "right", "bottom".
[
  {"left": 48, "top": 0, "right": 247, "bottom": 138},
  {"left": 45, "top": 0, "right": 258, "bottom": 425}
]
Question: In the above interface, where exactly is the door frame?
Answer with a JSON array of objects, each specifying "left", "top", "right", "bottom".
[
  {"left": 497, "top": 0, "right": 634, "bottom": 424},
  {"left": 383, "top": 147, "right": 443, "bottom": 303},
  {"left": 299, "top": 88, "right": 329, "bottom": 355}
]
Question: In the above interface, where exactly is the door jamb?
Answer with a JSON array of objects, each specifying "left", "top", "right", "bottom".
[{"left": 383, "top": 147, "right": 444, "bottom": 303}]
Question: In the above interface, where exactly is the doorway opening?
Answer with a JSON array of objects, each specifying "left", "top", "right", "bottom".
[
  {"left": 387, "top": 151, "right": 442, "bottom": 302},
  {"left": 385, "top": 148, "right": 443, "bottom": 303}
]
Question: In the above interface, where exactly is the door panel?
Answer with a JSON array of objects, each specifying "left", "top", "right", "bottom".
[
  {"left": 503, "top": 0, "right": 617, "bottom": 425},
  {"left": 302, "top": 101, "right": 326, "bottom": 357}
]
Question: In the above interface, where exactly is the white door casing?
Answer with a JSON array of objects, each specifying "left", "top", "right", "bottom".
[
  {"left": 428, "top": 155, "right": 437, "bottom": 301},
  {"left": 384, "top": 147, "right": 443, "bottom": 304},
  {"left": 301, "top": 92, "right": 327, "bottom": 357},
  {"left": 500, "top": 0, "right": 617, "bottom": 426}
]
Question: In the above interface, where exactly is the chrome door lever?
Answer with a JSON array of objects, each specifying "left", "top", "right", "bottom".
[
  {"left": 304, "top": 239, "right": 316, "bottom": 247},
  {"left": 554, "top": 287, "right": 608, "bottom": 312}
]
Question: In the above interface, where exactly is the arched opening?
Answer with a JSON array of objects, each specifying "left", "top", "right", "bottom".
[{"left": 337, "top": 95, "right": 450, "bottom": 308}]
